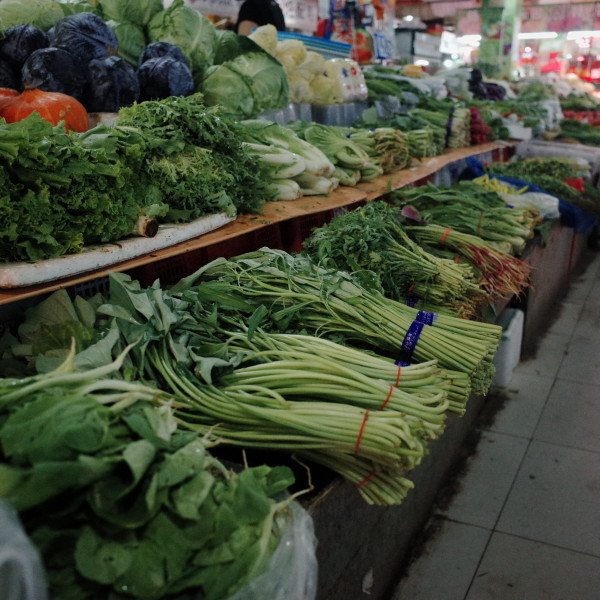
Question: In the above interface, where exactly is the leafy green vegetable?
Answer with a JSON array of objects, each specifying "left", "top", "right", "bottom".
[
  {"left": 146, "top": 148, "right": 237, "bottom": 221},
  {"left": 559, "top": 94, "right": 600, "bottom": 112},
  {"left": 0, "top": 115, "right": 169, "bottom": 262},
  {"left": 213, "top": 29, "right": 264, "bottom": 65},
  {"left": 98, "top": 0, "right": 162, "bottom": 27},
  {"left": 201, "top": 62, "right": 256, "bottom": 118},
  {"left": 56, "top": 0, "right": 96, "bottom": 17},
  {"left": 404, "top": 223, "right": 532, "bottom": 301},
  {"left": 0, "top": 93, "right": 280, "bottom": 262},
  {"left": 343, "top": 127, "right": 410, "bottom": 174},
  {"left": 487, "top": 157, "right": 588, "bottom": 202},
  {"left": 147, "top": 0, "right": 217, "bottom": 85},
  {"left": 392, "top": 181, "right": 537, "bottom": 253},
  {"left": 238, "top": 120, "right": 335, "bottom": 177},
  {"left": 0, "top": 0, "right": 63, "bottom": 30},
  {"left": 556, "top": 118, "right": 600, "bottom": 147},
  {"left": 3, "top": 267, "right": 478, "bottom": 506},
  {"left": 0, "top": 347, "right": 297, "bottom": 599},
  {"left": 117, "top": 94, "right": 276, "bottom": 213},
  {"left": 303, "top": 200, "right": 485, "bottom": 315},
  {"left": 172, "top": 249, "right": 501, "bottom": 394},
  {"left": 227, "top": 52, "right": 289, "bottom": 114},
  {"left": 201, "top": 51, "right": 289, "bottom": 119},
  {"left": 106, "top": 19, "right": 147, "bottom": 66}
]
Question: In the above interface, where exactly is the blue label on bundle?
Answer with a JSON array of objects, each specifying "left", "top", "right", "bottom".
[
  {"left": 405, "top": 297, "right": 418, "bottom": 307},
  {"left": 416, "top": 310, "right": 437, "bottom": 325},
  {"left": 394, "top": 360, "right": 411, "bottom": 367},
  {"left": 399, "top": 320, "right": 425, "bottom": 361}
]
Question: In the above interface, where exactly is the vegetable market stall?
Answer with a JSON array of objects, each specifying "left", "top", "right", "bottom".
[
  {"left": 1, "top": 4, "right": 597, "bottom": 598},
  {"left": 2, "top": 136, "right": 597, "bottom": 600}
]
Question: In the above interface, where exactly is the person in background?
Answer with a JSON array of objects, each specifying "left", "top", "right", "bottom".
[{"left": 235, "top": 0, "right": 286, "bottom": 35}]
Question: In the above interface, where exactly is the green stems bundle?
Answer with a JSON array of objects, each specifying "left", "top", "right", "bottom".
[
  {"left": 302, "top": 201, "right": 488, "bottom": 315},
  {"left": 406, "top": 223, "right": 532, "bottom": 300},
  {"left": 174, "top": 249, "right": 501, "bottom": 394},
  {"left": 391, "top": 182, "right": 538, "bottom": 253}
]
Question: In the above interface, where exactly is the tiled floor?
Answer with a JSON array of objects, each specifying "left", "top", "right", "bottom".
[{"left": 392, "top": 250, "right": 600, "bottom": 600}]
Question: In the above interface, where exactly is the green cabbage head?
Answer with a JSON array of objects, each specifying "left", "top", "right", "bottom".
[
  {"left": 107, "top": 20, "right": 147, "bottom": 66},
  {"left": 147, "top": 0, "right": 216, "bottom": 84},
  {"left": 0, "top": 0, "right": 63, "bottom": 30},
  {"left": 201, "top": 63, "right": 256, "bottom": 119},
  {"left": 228, "top": 51, "right": 289, "bottom": 114},
  {"left": 98, "top": 0, "right": 163, "bottom": 27},
  {"left": 201, "top": 51, "right": 288, "bottom": 119}
]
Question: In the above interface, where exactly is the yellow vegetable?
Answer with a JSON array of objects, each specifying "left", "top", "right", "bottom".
[{"left": 473, "top": 174, "right": 528, "bottom": 195}]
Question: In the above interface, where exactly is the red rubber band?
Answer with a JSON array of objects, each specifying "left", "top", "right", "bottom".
[
  {"left": 354, "top": 469, "right": 377, "bottom": 489},
  {"left": 441, "top": 227, "right": 452, "bottom": 244},
  {"left": 380, "top": 384, "right": 394, "bottom": 410},
  {"left": 395, "top": 366, "right": 402, "bottom": 387},
  {"left": 354, "top": 409, "right": 371, "bottom": 455},
  {"left": 408, "top": 283, "right": 415, "bottom": 293},
  {"left": 454, "top": 255, "right": 461, "bottom": 264}
]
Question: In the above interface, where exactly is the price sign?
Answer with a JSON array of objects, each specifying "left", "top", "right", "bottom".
[
  {"left": 183, "top": 0, "right": 240, "bottom": 19},
  {"left": 373, "top": 31, "right": 394, "bottom": 60},
  {"left": 279, "top": 0, "right": 319, "bottom": 33}
]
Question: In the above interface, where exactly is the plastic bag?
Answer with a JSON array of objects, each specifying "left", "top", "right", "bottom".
[
  {"left": 0, "top": 498, "right": 316, "bottom": 600},
  {"left": 0, "top": 501, "right": 48, "bottom": 600},
  {"left": 500, "top": 192, "right": 560, "bottom": 220},
  {"left": 463, "top": 156, "right": 598, "bottom": 234},
  {"left": 227, "top": 501, "right": 318, "bottom": 600}
]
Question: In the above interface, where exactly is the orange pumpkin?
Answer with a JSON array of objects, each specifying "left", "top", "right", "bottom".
[
  {"left": 0, "top": 88, "right": 18, "bottom": 98},
  {"left": 0, "top": 87, "right": 19, "bottom": 110},
  {"left": 0, "top": 89, "right": 89, "bottom": 132}
]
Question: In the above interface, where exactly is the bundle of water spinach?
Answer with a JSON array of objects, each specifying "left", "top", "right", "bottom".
[
  {"left": 302, "top": 200, "right": 488, "bottom": 318},
  {"left": 173, "top": 248, "right": 502, "bottom": 394},
  {"left": 391, "top": 181, "right": 538, "bottom": 253},
  {"left": 2, "top": 272, "right": 473, "bottom": 506}
]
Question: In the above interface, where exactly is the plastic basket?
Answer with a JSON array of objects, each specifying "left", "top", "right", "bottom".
[
  {"left": 276, "top": 32, "right": 351, "bottom": 59},
  {"left": 71, "top": 276, "right": 110, "bottom": 299},
  {"left": 280, "top": 212, "right": 335, "bottom": 253},
  {"left": 205, "top": 223, "right": 285, "bottom": 261},
  {"left": 127, "top": 251, "right": 210, "bottom": 287}
]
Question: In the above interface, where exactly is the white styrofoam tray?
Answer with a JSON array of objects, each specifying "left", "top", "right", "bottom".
[{"left": 0, "top": 212, "right": 235, "bottom": 288}]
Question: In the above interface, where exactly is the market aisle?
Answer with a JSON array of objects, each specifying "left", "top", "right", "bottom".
[{"left": 391, "top": 248, "right": 600, "bottom": 600}]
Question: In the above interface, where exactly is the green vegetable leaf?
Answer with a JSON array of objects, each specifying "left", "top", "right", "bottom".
[{"left": 75, "top": 526, "right": 133, "bottom": 585}]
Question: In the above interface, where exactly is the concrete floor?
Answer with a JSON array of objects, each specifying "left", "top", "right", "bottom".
[{"left": 391, "top": 250, "right": 600, "bottom": 600}]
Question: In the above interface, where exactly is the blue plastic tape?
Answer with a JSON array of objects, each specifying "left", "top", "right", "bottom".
[
  {"left": 416, "top": 310, "right": 437, "bottom": 325},
  {"left": 398, "top": 320, "right": 425, "bottom": 361}
]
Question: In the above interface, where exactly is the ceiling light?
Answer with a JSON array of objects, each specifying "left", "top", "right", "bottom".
[
  {"left": 457, "top": 35, "right": 481, "bottom": 47},
  {"left": 518, "top": 32, "right": 558, "bottom": 40},
  {"left": 567, "top": 30, "right": 600, "bottom": 40}
]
